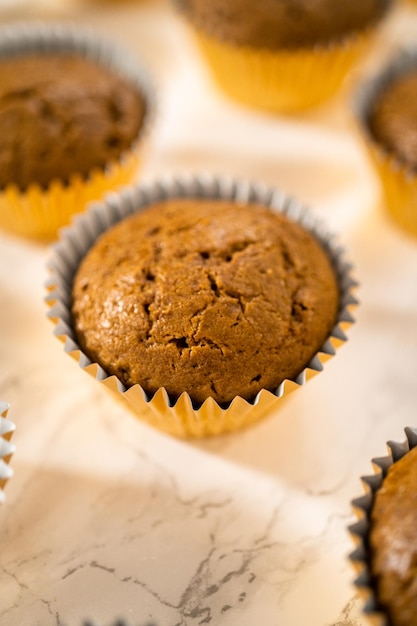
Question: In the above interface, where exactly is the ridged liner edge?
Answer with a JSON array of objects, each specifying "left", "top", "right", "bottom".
[
  {"left": 348, "top": 427, "right": 417, "bottom": 626},
  {"left": 46, "top": 173, "right": 358, "bottom": 437}
]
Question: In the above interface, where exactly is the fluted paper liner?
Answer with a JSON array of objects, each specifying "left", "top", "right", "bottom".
[
  {"left": 354, "top": 46, "right": 417, "bottom": 238},
  {"left": 349, "top": 427, "right": 417, "bottom": 625},
  {"left": 0, "top": 22, "right": 155, "bottom": 240},
  {"left": 0, "top": 402, "right": 16, "bottom": 502},
  {"left": 46, "top": 174, "right": 357, "bottom": 438},
  {"left": 177, "top": 1, "right": 391, "bottom": 113}
]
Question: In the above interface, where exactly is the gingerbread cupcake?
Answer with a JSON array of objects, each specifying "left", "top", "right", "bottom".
[
  {"left": 350, "top": 427, "right": 417, "bottom": 626},
  {"left": 355, "top": 47, "right": 417, "bottom": 238},
  {"left": 47, "top": 175, "right": 357, "bottom": 438},
  {"left": 174, "top": 0, "right": 391, "bottom": 113},
  {"left": 0, "top": 22, "right": 154, "bottom": 240}
]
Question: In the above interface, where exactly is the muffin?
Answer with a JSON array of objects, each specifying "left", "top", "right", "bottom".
[
  {"left": 369, "top": 70, "right": 417, "bottom": 171},
  {"left": 355, "top": 49, "right": 417, "bottom": 238},
  {"left": 174, "top": 0, "right": 391, "bottom": 113},
  {"left": 72, "top": 198, "right": 339, "bottom": 405},
  {"left": 350, "top": 427, "right": 417, "bottom": 626},
  {"left": 0, "top": 54, "right": 145, "bottom": 190},
  {"left": 0, "top": 23, "right": 154, "bottom": 240},
  {"left": 0, "top": 402, "right": 15, "bottom": 503},
  {"left": 47, "top": 175, "right": 357, "bottom": 438}
]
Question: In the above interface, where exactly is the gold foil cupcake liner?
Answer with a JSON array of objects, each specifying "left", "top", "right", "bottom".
[
  {"left": 354, "top": 46, "right": 417, "bottom": 238},
  {"left": 0, "top": 402, "right": 16, "bottom": 502},
  {"left": 192, "top": 29, "right": 372, "bottom": 114},
  {"left": 176, "top": 0, "right": 391, "bottom": 114},
  {"left": 0, "top": 22, "right": 156, "bottom": 241},
  {"left": 46, "top": 174, "right": 358, "bottom": 438},
  {"left": 349, "top": 427, "right": 417, "bottom": 625}
]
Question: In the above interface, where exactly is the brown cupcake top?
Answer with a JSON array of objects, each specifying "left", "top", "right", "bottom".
[
  {"left": 0, "top": 53, "right": 146, "bottom": 190},
  {"left": 370, "top": 445, "right": 417, "bottom": 626},
  {"left": 369, "top": 69, "right": 417, "bottom": 170},
  {"left": 175, "top": 0, "right": 387, "bottom": 49},
  {"left": 72, "top": 198, "right": 339, "bottom": 405}
]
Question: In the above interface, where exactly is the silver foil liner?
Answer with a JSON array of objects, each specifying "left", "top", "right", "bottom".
[
  {"left": 46, "top": 174, "right": 358, "bottom": 438},
  {"left": 0, "top": 401, "right": 16, "bottom": 503},
  {"left": 349, "top": 427, "right": 417, "bottom": 626}
]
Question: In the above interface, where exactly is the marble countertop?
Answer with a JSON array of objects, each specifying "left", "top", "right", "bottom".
[{"left": 1, "top": 2, "right": 417, "bottom": 625}]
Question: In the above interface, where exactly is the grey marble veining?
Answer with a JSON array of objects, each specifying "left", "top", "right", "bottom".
[{"left": 1, "top": 2, "right": 417, "bottom": 626}]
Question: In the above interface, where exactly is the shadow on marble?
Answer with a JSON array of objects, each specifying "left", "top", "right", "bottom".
[
  {"left": 189, "top": 386, "right": 351, "bottom": 496},
  {"left": 151, "top": 146, "right": 360, "bottom": 208},
  {"left": 0, "top": 461, "right": 335, "bottom": 626}
]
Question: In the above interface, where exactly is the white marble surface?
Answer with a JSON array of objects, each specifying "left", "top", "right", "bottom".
[{"left": 1, "top": 2, "right": 417, "bottom": 625}]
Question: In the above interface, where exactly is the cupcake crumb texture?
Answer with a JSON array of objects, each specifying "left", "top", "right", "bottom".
[{"left": 72, "top": 199, "right": 339, "bottom": 405}]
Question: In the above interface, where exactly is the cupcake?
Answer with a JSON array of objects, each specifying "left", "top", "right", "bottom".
[
  {"left": 350, "top": 427, "right": 417, "bottom": 626},
  {"left": 0, "top": 22, "right": 154, "bottom": 240},
  {"left": 47, "top": 175, "right": 357, "bottom": 438},
  {"left": 173, "top": 0, "right": 391, "bottom": 113},
  {"left": 355, "top": 48, "right": 417, "bottom": 238},
  {"left": 0, "top": 402, "right": 15, "bottom": 503}
]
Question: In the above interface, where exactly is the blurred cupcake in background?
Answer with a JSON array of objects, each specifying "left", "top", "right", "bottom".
[
  {"left": 350, "top": 427, "right": 417, "bottom": 626},
  {"left": 355, "top": 47, "right": 417, "bottom": 239},
  {"left": 173, "top": 0, "right": 392, "bottom": 113},
  {"left": 0, "top": 22, "right": 155, "bottom": 241},
  {"left": 0, "top": 402, "right": 15, "bottom": 503},
  {"left": 47, "top": 174, "right": 357, "bottom": 438}
]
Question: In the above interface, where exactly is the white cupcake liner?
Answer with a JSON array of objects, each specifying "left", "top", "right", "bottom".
[
  {"left": 46, "top": 174, "right": 358, "bottom": 437},
  {"left": 349, "top": 427, "right": 417, "bottom": 625},
  {"left": 0, "top": 401, "right": 16, "bottom": 503}
]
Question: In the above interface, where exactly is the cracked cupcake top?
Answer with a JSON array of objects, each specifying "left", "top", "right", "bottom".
[
  {"left": 0, "top": 53, "right": 146, "bottom": 189},
  {"left": 71, "top": 199, "right": 339, "bottom": 405}
]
